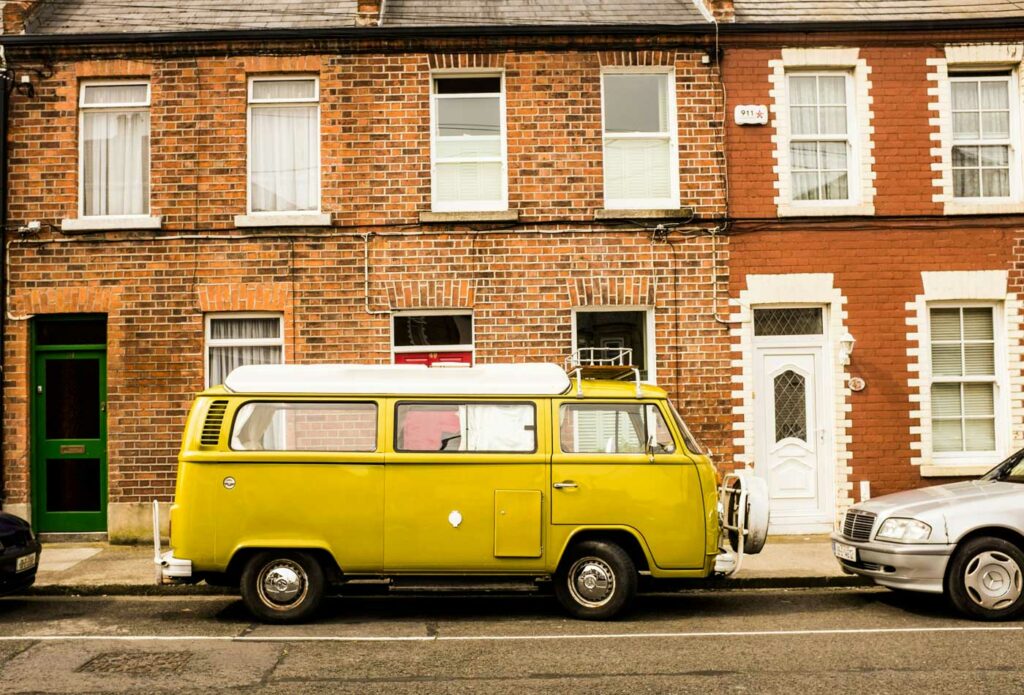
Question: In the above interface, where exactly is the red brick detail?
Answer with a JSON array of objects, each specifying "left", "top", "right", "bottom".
[
  {"left": 3, "top": 285, "right": 123, "bottom": 507},
  {"left": 598, "top": 51, "right": 677, "bottom": 67},
  {"left": 729, "top": 226, "right": 1015, "bottom": 497},
  {"left": 357, "top": 1, "right": 382, "bottom": 27},
  {"left": 428, "top": 54, "right": 506, "bottom": 70},
  {"left": 74, "top": 60, "right": 153, "bottom": 79},
  {"left": 568, "top": 276, "right": 656, "bottom": 306},
  {"left": 861, "top": 47, "right": 943, "bottom": 217},
  {"left": 242, "top": 56, "right": 324, "bottom": 74},
  {"left": 707, "top": 0, "right": 735, "bottom": 22},
  {"left": 384, "top": 279, "right": 476, "bottom": 310}
]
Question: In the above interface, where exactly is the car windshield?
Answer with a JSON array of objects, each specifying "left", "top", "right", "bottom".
[{"left": 981, "top": 448, "right": 1024, "bottom": 483}]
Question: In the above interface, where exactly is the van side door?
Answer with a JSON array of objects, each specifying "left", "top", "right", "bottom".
[
  {"left": 550, "top": 400, "right": 706, "bottom": 569},
  {"left": 383, "top": 398, "right": 549, "bottom": 572}
]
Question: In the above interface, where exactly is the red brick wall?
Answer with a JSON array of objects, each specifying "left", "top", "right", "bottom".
[
  {"left": 730, "top": 226, "right": 1017, "bottom": 498},
  {"left": 6, "top": 49, "right": 725, "bottom": 230},
  {"left": 723, "top": 46, "right": 943, "bottom": 219},
  {"left": 2, "top": 231, "right": 735, "bottom": 506}
]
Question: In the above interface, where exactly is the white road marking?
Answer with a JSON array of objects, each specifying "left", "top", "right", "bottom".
[{"left": 0, "top": 625, "right": 1019, "bottom": 643}]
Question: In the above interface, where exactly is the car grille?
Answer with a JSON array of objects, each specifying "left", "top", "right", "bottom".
[{"left": 842, "top": 509, "right": 876, "bottom": 542}]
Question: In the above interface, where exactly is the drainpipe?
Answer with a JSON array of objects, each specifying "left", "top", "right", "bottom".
[{"left": 0, "top": 53, "right": 9, "bottom": 507}]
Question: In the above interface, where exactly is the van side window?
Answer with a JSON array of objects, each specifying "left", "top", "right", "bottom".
[
  {"left": 395, "top": 402, "right": 536, "bottom": 453},
  {"left": 231, "top": 402, "right": 377, "bottom": 452},
  {"left": 560, "top": 403, "right": 675, "bottom": 454}
]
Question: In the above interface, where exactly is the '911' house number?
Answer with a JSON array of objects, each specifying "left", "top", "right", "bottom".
[{"left": 734, "top": 104, "right": 768, "bottom": 126}]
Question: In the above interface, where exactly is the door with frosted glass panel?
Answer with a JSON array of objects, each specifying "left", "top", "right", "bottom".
[{"left": 205, "top": 314, "right": 284, "bottom": 387}]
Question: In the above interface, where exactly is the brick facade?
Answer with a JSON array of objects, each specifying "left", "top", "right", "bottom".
[
  {"left": 3, "top": 20, "right": 1024, "bottom": 537},
  {"left": 1, "top": 37, "right": 736, "bottom": 537}
]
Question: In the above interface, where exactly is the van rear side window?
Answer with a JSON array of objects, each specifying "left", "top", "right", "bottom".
[
  {"left": 395, "top": 402, "right": 536, "bottom": 453},
  {"left": 231, "top": 402, "right": 377, "bottom": 452}
]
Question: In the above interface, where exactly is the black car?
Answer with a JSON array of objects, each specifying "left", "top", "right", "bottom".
[{"left": 0, "top": 512, "right": 41, "bottom": 596}]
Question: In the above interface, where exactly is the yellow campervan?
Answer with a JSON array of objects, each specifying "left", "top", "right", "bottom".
[{"left": 154, "top": 363, "right": 768, "bottom": 622}]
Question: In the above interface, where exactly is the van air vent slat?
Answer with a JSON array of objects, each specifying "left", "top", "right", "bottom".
[{"left": 201, "top": 400, "right": 229, "bottom": 446}]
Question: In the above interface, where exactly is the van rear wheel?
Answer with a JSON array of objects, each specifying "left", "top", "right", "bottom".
[
  {"left": 555, "top": 540, "right": 637, "bottom": 620},
  {"left": 240, "top": 551, "right": 325, "bottom": 624}
]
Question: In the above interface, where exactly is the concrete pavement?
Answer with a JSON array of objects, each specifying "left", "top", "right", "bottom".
[{"left": 28, "top": 535, "right": 865, "bottom": 595}]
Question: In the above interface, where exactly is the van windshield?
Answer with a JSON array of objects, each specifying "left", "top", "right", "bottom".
[{"left": 668, "top": 402, "right": 705, "bottom": 455}]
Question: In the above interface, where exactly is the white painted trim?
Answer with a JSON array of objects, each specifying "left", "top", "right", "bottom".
[
  {"left": 429, "top": 70, "right": 508, "bottom": 213},
  {"left": 234, "top": 213, "right": 331, "bottom": 228},
  {"left": 905, "top": 270, "right": 1023, "bottom": 472},
  {"left": 246, "top": 74, "right": 322, "bottom": 216},
  {"left": 571, "top": 306, "right": 657, "bottom": 385},
  {"left": 929, "top": 48, "right": 1024, "bottom": 214},
  {"left": 61, "top": 215, "right": 162, "bottom": 232},
  {"left": 600, "top": 67, "right": 681, "bottom": 211},
  {"left": 769, "top": 51, "right": 876, "bottom": 217},
  {"left": 204, "top": 312, "right": 286, "bottom": 388},
  {"left": 77, "top": 80, "right": 152, "bottom": 219},
  {"left": 730, "top": 273, "right": 853, "bottom": 531}
]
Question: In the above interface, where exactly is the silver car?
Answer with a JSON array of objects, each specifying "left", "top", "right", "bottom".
[{"left": 832, "top": 450, "right": 1024, "bottom": 620}]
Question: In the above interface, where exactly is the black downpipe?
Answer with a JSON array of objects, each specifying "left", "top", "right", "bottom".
[{"left": 0, "top": 77, "right": 8, "bottom": 507}]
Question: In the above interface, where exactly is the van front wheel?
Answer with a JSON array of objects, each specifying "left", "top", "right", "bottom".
[
  {"left": 240, "top": 551, "right": 325, "bottom": 624},
  {"left": 555, "top": 540, "right": 637, "bottom": 620}
]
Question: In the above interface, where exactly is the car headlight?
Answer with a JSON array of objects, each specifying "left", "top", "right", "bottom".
[{"left": 875, "top": 517, "right": 932, "bottom": 543}]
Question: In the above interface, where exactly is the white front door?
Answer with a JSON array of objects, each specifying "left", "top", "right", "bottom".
[{"left": 754, "top": 347, "right": 833, "bottom": 533}]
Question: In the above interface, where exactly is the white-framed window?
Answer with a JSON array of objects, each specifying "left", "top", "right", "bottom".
[
  {"left": 601, "top": 70, "right": 678, "bottom": 209},
  {"left": 430, "top": 74, "right": 507, "bottom": 212},
  {"left": 787, "top": 73, "right": 856, "bottom": 203},
  {"left": 928, "top": 304, "right": 1005, "bottom": 456},
  {"left": 572, "top": 307, "right": 656, "bottom": 382},
  {"left": 391, "top": 310, "right": 473, "bottom": 365},
  {"left": 79, "top": 81, "right": 151, "bottom": 217},
  {"left": 950, "top": 73, "right": 1019, "bottom": 200},
  {"left": 205, "top": 313, "right": 285, "bottom": 387},
  {"left": 247, "top": 76, "right": 320, "bottom": 214}
]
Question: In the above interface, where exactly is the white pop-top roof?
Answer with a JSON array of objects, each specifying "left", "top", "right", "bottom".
[{"left": 222, "top": 363, "right": 573, "bottom": 396}]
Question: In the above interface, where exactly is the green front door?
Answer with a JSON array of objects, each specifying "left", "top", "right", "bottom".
[{"left": 32, "top": 329, "right": 108, "bottom": 532}]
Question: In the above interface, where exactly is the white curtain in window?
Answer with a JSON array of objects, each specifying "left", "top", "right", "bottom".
[
  {"left": 251, "top": 105, "right": 318, "bottom": 212},
  {"left": 605, "top": 139, "right": 671, "bottom": 202},
  {"left": 207, "top": 317, "right": 283, "bottom": 386},
  {"left": 462, "top": 404, "right": 534, "bottom": 452},
  {"left": 82, "top": 110, "right": 149, "bottom": 216}
]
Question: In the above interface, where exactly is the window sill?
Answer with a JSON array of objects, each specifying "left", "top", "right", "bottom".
[
  {"left": 777, "top": 202, "right": 875, "bottom": 218},
  {"left": 61, "top": 215, "right": 163, "bottom": 232},
  {"left": 942, "top": 200, "right": 1024, "bottom": 216},
  {"left": 234, "top": 213, "right": 332, "bottom": 228},
  {"left": 594, "top": 208, "right": 693, "bottom": 220},
  {"left": 920, "top": 463, "right": 995, "bottom": 478},
  {"left": 419, "top": 210, "right": 519, "bottom": 223}
]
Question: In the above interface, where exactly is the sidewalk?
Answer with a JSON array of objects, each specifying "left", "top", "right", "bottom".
[{"left": 27, "top": 535, "right": 868, "bottom": 595}]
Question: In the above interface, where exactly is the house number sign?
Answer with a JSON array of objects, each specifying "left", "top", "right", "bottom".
[{"left": 734, "top": 104, "right": 768, "bottom": 125}]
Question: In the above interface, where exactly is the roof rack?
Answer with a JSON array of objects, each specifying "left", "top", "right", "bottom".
[{"left": 565, "top": 348, "right": 642, "bottom": 399}]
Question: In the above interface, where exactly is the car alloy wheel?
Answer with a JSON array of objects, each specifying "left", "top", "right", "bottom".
[{"left": 962, "top": 550, "right": 1022, "bottom": 611}]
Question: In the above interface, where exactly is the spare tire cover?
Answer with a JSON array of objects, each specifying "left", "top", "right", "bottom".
[{"left": 727, "top": 471, "right": 770, "bottom": 555}]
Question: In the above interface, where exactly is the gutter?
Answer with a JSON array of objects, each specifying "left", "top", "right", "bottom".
[
  {"left": 2, "top": 15, "right": 1024, "bottom": 47},
  {"left": 0, "top": 23, "right": 714, "bottom": 47}
]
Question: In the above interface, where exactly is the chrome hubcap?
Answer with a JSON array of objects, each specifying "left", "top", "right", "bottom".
[
  {"left": 964, "top": 551, "right": 1023, "bottom": 611},
  {"left": 567, "top": 557, "right": 615, "bottom": 608},
  {"left": 257, "top": 559, "right": 308, "bottom": 610}
]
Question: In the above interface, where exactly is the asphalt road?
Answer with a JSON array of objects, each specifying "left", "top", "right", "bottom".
[{"left": 0, "top": 588, "right": 1021, "bottom": 693}]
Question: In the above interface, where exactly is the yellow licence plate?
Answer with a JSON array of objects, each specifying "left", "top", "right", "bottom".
[{"left": 15, "top": 553, "right": 36, "bottom": 573}]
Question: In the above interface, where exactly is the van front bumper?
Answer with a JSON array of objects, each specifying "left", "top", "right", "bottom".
[
  {"left": 157, "top": 550, "right": 193, "bottom": 584},
  {"left": 830, "top": 532, "right": 952, "bottom": 594}
]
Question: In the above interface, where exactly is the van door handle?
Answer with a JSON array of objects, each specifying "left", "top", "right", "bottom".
[{"left": 553, "top": 481, "right": 578, "bottom": 490}]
